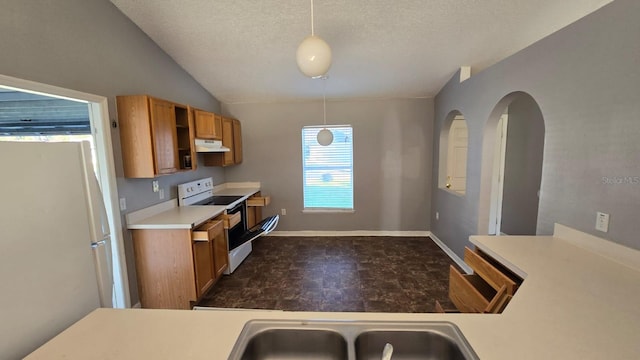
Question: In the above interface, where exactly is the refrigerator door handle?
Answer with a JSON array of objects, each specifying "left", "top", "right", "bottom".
[{"left": 91, "top": 239, "right": 114, "bottom": 308}]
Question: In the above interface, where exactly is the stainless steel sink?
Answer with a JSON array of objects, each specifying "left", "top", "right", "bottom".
[
  {"left": 227, "top": 320, "right": 478, "bottom": 360},
  {"left": 239, "top": 328, "right": 348, "bottom": 360},
  {"left": 355, "top": 330, "right": 468, "bottom": 360}
]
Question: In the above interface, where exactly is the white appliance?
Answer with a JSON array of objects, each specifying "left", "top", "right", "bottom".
[
  {"left": 194, "top": 138, "right": 230, "bottom": 152},
  {"left": 0, "top": 141, "right": 113, "bottom": 360},
  {"left": 177, "top": 177, "right": 278, "bottom": 274}
]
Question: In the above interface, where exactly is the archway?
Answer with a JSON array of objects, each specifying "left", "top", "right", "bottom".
[{"left": 479, "top": 92, "right": 545, "bottom": 235}]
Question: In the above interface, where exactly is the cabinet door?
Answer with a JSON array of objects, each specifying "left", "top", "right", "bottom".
[
  {"left": 221, "top": 117, "right": 234, "bottom": 166},
  {"left": 192, "top": 240, "right": 215, "bottom": 298},
  {"left": 212, "top": 223, "right": 228, "bottom": 278},
  {"left": 214, "top": 114, "right": 223, "bottom": 140},
  {"left": 116, "top": 95, "right": 155, "bottom": 178},
  {"left": 232, "top": 119, "right": 243, "bottom": 164},
  {"left": 194, "top": 110, "right": 221, "bottom": 140},
  {"left": 149, "top": 98, "right": 179, "bottom": 174}
]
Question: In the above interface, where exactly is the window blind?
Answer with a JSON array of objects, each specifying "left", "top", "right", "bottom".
[{"left": 302, "top": 125, "right": 354, "bottom": 210}]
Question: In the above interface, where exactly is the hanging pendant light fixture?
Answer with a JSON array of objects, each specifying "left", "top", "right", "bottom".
[
  {"left": 317, "top": 77, "right": 333, "bottom": 146},
  {"left": 297, "top": 0, "right": 332, "bottom": 78}
]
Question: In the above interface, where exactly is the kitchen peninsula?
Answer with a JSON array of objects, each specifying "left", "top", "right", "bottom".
[{"left": 26, "top": 225, "right": 640, "bottom": 359}]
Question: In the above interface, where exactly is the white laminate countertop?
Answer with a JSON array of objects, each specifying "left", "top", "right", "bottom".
[
  {"left": 126, "top": 205, "right": 227, "bottom": 230},
  {"left": 26, "top": 228, "right": 640, "bottom": 359},
  {"left": 125, "top": 185, "right": 261, "bottom": 230}
]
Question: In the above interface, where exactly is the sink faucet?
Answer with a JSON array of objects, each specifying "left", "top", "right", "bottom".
[{"left": 381, "top": 343, "right": 393, "bottom": 360}]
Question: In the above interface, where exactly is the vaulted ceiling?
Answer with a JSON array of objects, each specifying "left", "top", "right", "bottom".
[{"left": 110, "top": 0, "right": 612, "bottom": 104}]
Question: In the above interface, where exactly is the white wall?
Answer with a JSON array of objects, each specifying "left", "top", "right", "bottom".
[
  {"left": 432, "top": 0, "right": 640, "bottom": 256},
  {"left": 223, "top": 98, "right": 434, "bottom": 231}
]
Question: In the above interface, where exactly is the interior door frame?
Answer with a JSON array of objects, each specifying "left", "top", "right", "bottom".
[
  {"left": 0, "top": 74, "right": 131, "bottom": 308},
  {"left": 488, "top": 113, "right": 509, "bottom": 235}
]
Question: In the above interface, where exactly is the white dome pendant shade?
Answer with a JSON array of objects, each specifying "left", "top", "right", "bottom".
[
  {"left": 317, "top": 128, "right": 333, "bottom": 146},
  {"left": 296, "top": 0, "right": 332, "bottom": 79},
  {"left": 297, "top": 35, "right": 332, "bottom": 78}
]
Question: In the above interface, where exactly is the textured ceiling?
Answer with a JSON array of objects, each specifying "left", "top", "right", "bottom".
[{"left": 110, "top": 0, "right": 612, "bottom": 104}]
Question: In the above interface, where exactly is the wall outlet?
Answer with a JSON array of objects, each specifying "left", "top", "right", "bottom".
[
  {"left": 595, "top": 212, "right": 609, "bottom": 232},
  {"left": 281, "top": 208, "right": 286, "bottom": 216},
  {"left": 159, "top": 188, "right": 165, "bottom": 200},
  {"left": 119, "top": 197, "right": 126, "bottom": 211},
  {"left": 152, "top": 180, "right": 159, "bottom": 193},
  {"left": 435, "top": 211, "right": 439, "bottom": 220}
]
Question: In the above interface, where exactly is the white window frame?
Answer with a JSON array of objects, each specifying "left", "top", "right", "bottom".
[{"left": 301, "top": 125, "right": 354, "bottom": 212}]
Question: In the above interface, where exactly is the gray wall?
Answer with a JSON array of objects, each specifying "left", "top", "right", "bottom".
[
  {"left": 432, "top": 0, "right": 640, "bottom": 257},
  {"left": 0, "top": 0, "right": 225, "bottom": 305},
  {"left": 501, "top": 96, "right": 545, "bottom": 235},
  {"left": 223, "top": 98, "right": 434, "bottom": 231}
]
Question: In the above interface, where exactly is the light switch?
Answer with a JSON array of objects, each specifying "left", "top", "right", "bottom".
[{"left": 595, "top": 212, "right": 609, "bottom": 232}]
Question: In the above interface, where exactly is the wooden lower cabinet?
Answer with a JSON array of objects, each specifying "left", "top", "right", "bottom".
[
  {"left": 246, "top": 192, "right": 271, "bottom": 228},
  {"left": 132, "top": 218, "right": 228, "bottom": 309},
  {"left": 448, "top": 247, "right": 523, "bottom": 313},
  {"left": 132, "top": 229, "right": 197, "bottom": 309}
]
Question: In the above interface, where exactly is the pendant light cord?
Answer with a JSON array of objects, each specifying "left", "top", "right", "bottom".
[
  {"left": 323, "top": 76, "right": 327, "bottom": 126},
  {"left": 310, "top": 0, "right": 315, "bottom": 36}
]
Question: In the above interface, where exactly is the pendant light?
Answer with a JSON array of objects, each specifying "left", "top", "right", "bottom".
[
  {"left": 296, "top": 0, "right": 332, "bottom": 78},
  {"left": 317, "top": 77, "right": 333, "bottom": 146}
]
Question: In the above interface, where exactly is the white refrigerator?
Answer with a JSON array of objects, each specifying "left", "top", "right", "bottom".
[{"left": 0, "top": 141, "right": 113, "bottom": 360}]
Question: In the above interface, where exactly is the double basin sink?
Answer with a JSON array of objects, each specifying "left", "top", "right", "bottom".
[{"left": 228, "top": 320, "right": 479, "bottom": 360}]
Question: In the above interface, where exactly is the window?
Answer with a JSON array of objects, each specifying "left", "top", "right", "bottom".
[{"left": 302, "top": 125, "right": 354, "bottom": 210}]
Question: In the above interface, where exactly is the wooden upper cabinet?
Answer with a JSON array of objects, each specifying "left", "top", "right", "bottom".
[
  {"left": 116, "top": 95, "right": 196, "bottom": 178},
  {"left": 203, "top": 117, "right": 243, "bottom": 167},
  {"left": 232, "top": 118, "right": 243, "bottom": 164},
  {"left": 149, "top": 98, "right": 179, "bottom": 175},
  {"left": 221, "top": 117, "right": 234, "bottom": 166},
  {"left": 194, "top": 109, "right": 222, "bottom": 140}
]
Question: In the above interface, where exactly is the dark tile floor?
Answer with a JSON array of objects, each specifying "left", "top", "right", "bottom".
[{"left": 197, "top": 236, "right": 458, "bottom": 312}]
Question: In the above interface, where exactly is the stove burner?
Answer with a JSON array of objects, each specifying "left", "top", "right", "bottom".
[{"left": 197, "top": 195, "right": 244, "bottom": 206}]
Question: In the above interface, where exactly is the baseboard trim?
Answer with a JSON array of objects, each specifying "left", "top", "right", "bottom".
[
  {"left": 428, "top": 232, "right": 472, "bottom": 274},
  {"left": 266, "top": 230, "right": 431, "bottom": 237},
  {"left": 132, "top": 302, "right": 141, "bottom": 309}
]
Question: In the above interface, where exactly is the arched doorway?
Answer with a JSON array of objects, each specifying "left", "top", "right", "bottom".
[{"left": 481, "top": 92, "right": 545, "bottom": 235}]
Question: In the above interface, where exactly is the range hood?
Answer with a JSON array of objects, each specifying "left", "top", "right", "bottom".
[{"left": 194, "top": 139, "right": 230, "bottom": 153}]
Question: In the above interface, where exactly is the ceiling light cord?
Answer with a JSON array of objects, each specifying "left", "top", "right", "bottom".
[
  {"left": 310, "top": 0, "right": 315, "bottom": 36},
  {"left": 323, "top": 77, "right": 327, "bottom": 126}
]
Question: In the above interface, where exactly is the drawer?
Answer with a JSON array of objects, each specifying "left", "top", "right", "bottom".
[
  {"left": 247, "top": 195, "right": 270, "bottom": 207},
  {"left": 219, "top": 212, "right": 241, "bottom": 229},
  {"left": 192, "top": 220, "right": 224, "bottom": 242},
  {"left": 448, "top": 265, "right": 496, "bottom": 313},
  {"left": 464, "top": 247, "right": 518, "bottom": 295}
]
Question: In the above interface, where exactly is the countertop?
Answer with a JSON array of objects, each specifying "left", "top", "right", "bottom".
[
  {"left": 125, "top": 185, "right": 261, "bottom": 230},
  {"left": 26, "top": 227, "right": 640, "bottom": 359}
]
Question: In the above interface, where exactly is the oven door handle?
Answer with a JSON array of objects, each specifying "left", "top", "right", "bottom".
[{"left": 261, "top": 215, "right": 279, "bottom": 235}]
